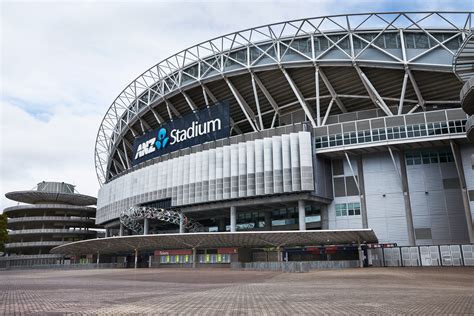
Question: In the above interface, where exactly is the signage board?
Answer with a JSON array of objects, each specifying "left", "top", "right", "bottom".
[{"left": 132, "top": 102, "right": 230, "bottom": 165}]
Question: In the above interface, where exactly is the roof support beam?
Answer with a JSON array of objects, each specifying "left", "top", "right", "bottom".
[
  {"left": 398, "top": 72, "right": 409, "bottom": 115},
  {"left": 224, "top": 77, "right": 259, "bottom": 132},
  {"left": 322, "top": 98, "right": 334, "bottom": 126},
  {"left": 318, "top": 68, "right": 347, "bottom": 113},
  {"left": 280, "top": 67, "right": 317, "bottom": 128},
  {"left": 315, "top": 66, "right": 321, "bottom": 126},
  {"left": 148, "top": 106, "right": 164, "bottom": 125},
  {"left": 202, "top": 83, "right": 242, "bottom": 134},
  {"left": 354, "top": 65, "right": 393, "bottom": 116},
  {"left": 405, "top": 67, "right": 425, "bottom": 111},
  {"left": 250, "top": 72, "right": 264, "bottom": 130},
  {"left": 182, "top": 91, "right": 198, "bottom": 112},
  {"left": 115, "top": 148, "right": 127, "bottom": 172},
  {"left": 122, "top": 140, "right": 131, "bottom": 169},
  {"left": 202, "top": 85, "right": 210, "bottom": 107},
  {"left": 252, "top": 73, "right": 280, "bottom": 115}
]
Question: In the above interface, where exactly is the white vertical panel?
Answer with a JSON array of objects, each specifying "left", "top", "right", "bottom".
[
  {"left": 272, "top": 136, "right": 283, "bottom": 193},
  {"left": 238, "top": 142, "right": 247, "bottom": 197},
  {"left": 246, "top": 141, "right": 255, "bottom": 197},
  {"left": 299, "top": 131, "right": 314, "bottom": 191},
  {"left": 216, "top": 147, "right": 224, "bottom": 200},
  {"left": 177, "top": 156, "right": 185, "bottom": 205},
  {"left": 194, "top": 152, "right": 202, "bottom": 203},
  {"left": 208, "top": 149, "right": 216, "bottom": 201},
  {"left": 182, "top": 155, "right": 190, "bottom": 205},
  {"left": 223, "top": 146, "right": 231, "bottom": 199},
  {"left": 201, "top": 151, "right": 209, "bottom": 202},
  {"left": 263, "top": 137, "right": 274, "bottom": 195},
  {"left": 166, "top": 159, "right": 173, "bottom": 198},
  {"left": 231, "top": 145, "right": 239, "bottom": 198},
  {"left": 290, "top": 133, "right": 301, "bottom": 191},
  {"left": 255, "top": 139, "right": 265, "bottom": 195},
  {"left": 188, "top": 153, "right": 196, "bottom": 204},
  {"left": 282, "top": 134, "right": 292, "bottom": 192}
]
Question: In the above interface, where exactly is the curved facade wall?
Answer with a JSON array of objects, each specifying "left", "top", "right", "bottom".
[{"left": 95, "top": 12, "right": 474, "bottom": 247}]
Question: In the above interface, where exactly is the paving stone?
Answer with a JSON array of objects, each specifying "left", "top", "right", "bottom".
[{"left": 0, "top": 267, "right": 473, "bottom": 315}]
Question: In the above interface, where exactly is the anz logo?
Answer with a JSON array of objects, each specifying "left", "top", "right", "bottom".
[{"left": 134, "top": 128, "right": 169, "bottom": 159}]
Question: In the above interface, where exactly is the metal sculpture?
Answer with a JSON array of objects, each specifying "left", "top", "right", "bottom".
[{"left": 119, "top": 206, "right": 204, "bottom": 234}]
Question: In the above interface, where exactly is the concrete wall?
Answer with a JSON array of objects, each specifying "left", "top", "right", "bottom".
[{"left": 406, "top": 149, "right": 469, "bottom": 245}]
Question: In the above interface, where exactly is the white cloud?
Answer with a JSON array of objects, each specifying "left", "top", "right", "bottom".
[{"left": 0, "top": 0, "right": 469, "bottom": 211}]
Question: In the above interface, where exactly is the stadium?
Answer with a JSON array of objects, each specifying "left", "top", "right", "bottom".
[{"left": 52, "top": 12, "right": 474, "bottom": 268}]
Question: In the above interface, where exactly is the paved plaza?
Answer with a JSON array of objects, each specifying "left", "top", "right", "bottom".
[{"left": 0, "top": 267, "right": 473, "bottom": 315}]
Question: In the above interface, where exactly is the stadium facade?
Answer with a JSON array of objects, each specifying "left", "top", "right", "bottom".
[
  {"left": 52, "top": 12, "right": 474, "bottom": 268},
  {"left": 2, "top": 182, "right": 99, "bottom": 267}
]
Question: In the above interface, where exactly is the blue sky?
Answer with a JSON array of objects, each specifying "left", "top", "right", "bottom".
[{"left": 0, "top": 0, "right": 472, "bottom": 210}]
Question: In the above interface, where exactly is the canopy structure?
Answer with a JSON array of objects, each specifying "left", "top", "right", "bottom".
[{"left": 51, "top": 229, "right": 378, "bottom": 255}]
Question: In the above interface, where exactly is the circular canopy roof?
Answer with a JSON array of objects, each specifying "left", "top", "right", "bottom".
[
  {"left": 5, "top": 191, "right": 97, "bottom": 206},
  {"left": 95, "top": 11, "right": 473, "bottom": 185},
  {"left": 51, "top": 229, "right": 378, "bottom": 255}
]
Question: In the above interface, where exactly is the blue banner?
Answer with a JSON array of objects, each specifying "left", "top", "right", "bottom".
[{"left": 132, "top": 102, "right": 230, "bottom": 165}]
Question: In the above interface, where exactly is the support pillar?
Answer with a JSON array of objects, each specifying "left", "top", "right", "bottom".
[
  {"left": 398, "top": 149, "right": 416, "bottom": 246},
  {"left": 298, "top": 200, "right": 306, "bottom": 231},
  {"left": 357, "top": 242, "right": 363, "bottom": 268},
  {"left": 192, "top": 248, "right": 197, "bottom": 269},
  {"left": 96, "top": 252, "right": 100, "bottom": 265},
  {"left": 143, "top": 218, "right": 149, "bottom": 235},
  {"left": 264, "top": 211, "right": 272, "bottom": 231},
  {"left": 134, "top": 249, "right": 138, "bottom": 269},
  {"left": 277, "top": 246, "right": 282, "bottom": 262},
  {"left": 357, "top": 156, "right": 369, "bottom": 229},
  {"left": 320, "top": 205, "right": 329, "bottom": 230},
  {"left": 230, "top": 206, "right": 237, "bottom": 232},
  {"left": 119, "top": 223, "right": 124, "bottom": 237},
  {"left": 450, "top": 141, "right": 474, "bottom": 243},
  {"left": 105, "top": 228, "right": 109, "bottom": 238},
  {"left": 179, "top": 213, "right": 185, "bottom": 234}
]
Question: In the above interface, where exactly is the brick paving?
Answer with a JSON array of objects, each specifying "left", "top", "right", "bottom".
[{"left": 0, "top": 267, "right": 473, "bottom": 315}]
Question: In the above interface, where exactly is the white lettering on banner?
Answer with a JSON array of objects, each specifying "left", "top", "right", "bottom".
[
  {"left": 169, "top": 118, "right": 222, "bottom": 145},
  {"left": 134, "top": 137, "right": 156, "bottom": 159}
]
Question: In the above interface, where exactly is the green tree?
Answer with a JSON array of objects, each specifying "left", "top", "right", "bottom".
[{"left": 0, "top": 213, "right": 8, "bottom": 254}]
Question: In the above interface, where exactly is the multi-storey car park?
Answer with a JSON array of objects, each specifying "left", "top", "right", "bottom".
[
  {"left": 1, "top": 182, "right": 99, "bottom": 268},
  {"left": 52, "top": 12, "right": 474, "bottom": 269}
]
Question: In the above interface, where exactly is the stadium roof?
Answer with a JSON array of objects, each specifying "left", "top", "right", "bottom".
[
  {"left": 95, "top": 11, "right": 473, "bottom": 185},
  {"left": 50, "top": 229, "right": 378, "bottom": 255}
]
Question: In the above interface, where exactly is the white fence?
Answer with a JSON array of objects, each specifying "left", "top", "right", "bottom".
[{"left": 370, "top": 244, "right": 474, "bottom": 267}]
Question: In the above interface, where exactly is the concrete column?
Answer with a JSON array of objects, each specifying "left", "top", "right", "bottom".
[
  {"left": 134, "top": 249, "right": 138, "bottom": 269},
  {"left": 192, "top": 248, "right": 197, "bottom": 269},
  {"left": 450, "top": 141, "right": 474, "bottom": 243},
  {"left": 96, "top": 252, "right": 100, "bottom": 265},
  {"left": 218, "top": 217, "right": 226, "bottom": 232},
  {"left": 320, "top": 205, "right": 329, "bottom": 230},
  {"left": 357, "top": 242, "right": 363, "bottom": 268},
  {"left": 105, "top": 228, "right": 109, "bottom": 238},
  {"left": 149, "top": 255, "right": 153, "bottom": 268},
  {"left": 119, "top": 223, "right": 124, "bottom": 237},
  {"left": 357, "top": 156, "right": 369, "bottom": 228},
  {"left": 230, "top": 206, "right": 237, "bottom": 232},
  {"left": 179, "top": 213, "right": 185, "bottom": 234},
  {"left": 264, "top": 211, "right": 272, "bottom": 231},
  {"left": 277, "top": 246, "right": 282, "bottom": 262},
  {"left": 143, "top": 218, "right": 149, "bottom": 235},
  {"left": 398, "top": 150, "right": 416, "bottom": 246},
  {"left": 298, "top": 200, "right": 306, "bottom": 231}
]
